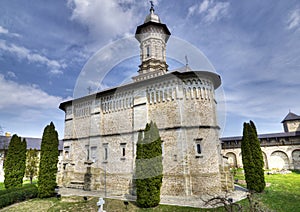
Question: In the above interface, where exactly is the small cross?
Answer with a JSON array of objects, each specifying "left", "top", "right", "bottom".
[
  {"left": 150, "top": 1, "right": 154, "bottom": 8},
  {"left": 87, "top": 86, "right": 92, "bottom": 94},
  {"left": 185, "top": 55, "right": 189, "bottom": 67}
]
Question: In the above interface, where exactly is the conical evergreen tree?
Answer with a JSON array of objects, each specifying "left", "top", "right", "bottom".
[
  {"left": 248, "top": 121, "right": 265, "bottom": 192},
  {"left": 4, "top": 135, "right": 27, "bottom": 189},
  {"left": 136, "top": 121, "right": 163, "bottom": 208},
  {"left": 38, "top": 122, "right": 59, "bottom": 198},
  {"left": 241, "top": 121, "right": 265, "bottom": 192}
]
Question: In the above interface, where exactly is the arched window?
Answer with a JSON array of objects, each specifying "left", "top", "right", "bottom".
[
  {"left": 194, "top": 138, "right": 203, "bottom": 158},
  {"left": 146, "top": 46, "right": 150, "bottom": 57},
  {"left": 196, "top": 144, "right": 201, "bottom": 154}
]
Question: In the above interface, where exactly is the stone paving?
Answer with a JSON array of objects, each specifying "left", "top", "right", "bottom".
[{"left": 58, "top": 185, "right": 248, "bottom": 208}]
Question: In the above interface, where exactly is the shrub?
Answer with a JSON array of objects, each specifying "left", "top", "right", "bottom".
[
  {"left": 135, "top": 121, "right": 163, "bottom": 208},
  {"left": 0, "top": 184, "right": 38, "bottom": 208}
]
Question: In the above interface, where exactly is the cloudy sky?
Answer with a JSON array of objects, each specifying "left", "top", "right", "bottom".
[{"left": 0, "top": 0, "right": 299, "bottom": 138}]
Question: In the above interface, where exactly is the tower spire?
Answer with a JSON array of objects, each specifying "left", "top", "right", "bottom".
[{"left": 133, "top": 3, "right": 171, "bottom": 82}]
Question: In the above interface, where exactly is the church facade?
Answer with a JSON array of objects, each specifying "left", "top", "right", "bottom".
[{"left": 58, "top": 6, "right": 232, "bottom": 197}]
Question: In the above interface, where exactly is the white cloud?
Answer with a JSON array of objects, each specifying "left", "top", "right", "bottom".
[
  {"left": 287, "top": 8, "right": 300, "bottom": 30},
  {"left": 0, "top": 40, "right": 65, "bottom": 74},
  {"left": 199, "top": 0, "right": 211, "bottom": 14},
  {"left": 203, "top": 1, "right": 230, "bottom": 24},
  {"left": 67, "top": 0, "right": 140, "bottom": 43},
  {"left": 6, "top": 71, "right": 17, "bottom": 79},
  {"left": 187, "top": 0, "right": 230, "bottom": 24},
  {"left": 187, "top": 4, "right": 198, "bottom": 18},
  {"left": 0, "top": 25, "right": 20, "bottom": 37},
  {"left": 0, "top": 74, "right": 63, "bottom": 110},
  {"left": 0, "top": 26, "right": 9, "bottom": 34}
]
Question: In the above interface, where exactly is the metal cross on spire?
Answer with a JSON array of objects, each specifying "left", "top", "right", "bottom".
[
  {"left": 150, "top": 1, "right": 154, "bottom": 11},
  {"left": 185, "top": 55, "right": 189, "bottom": 67},
  {"left": 150, "top": 1, "right": 154, "bottom": 8}
]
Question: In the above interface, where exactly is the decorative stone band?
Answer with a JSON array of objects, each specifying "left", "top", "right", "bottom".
[{"left": 62, "top": 125, "right": 220, "bottom": 141}]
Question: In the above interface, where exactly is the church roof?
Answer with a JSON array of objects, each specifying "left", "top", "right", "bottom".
[
  {"left": 135, "top": 4, "right": 171, "bottom": 38},
  {"left": 144, "top": 6, "right": 160, "bottom": 23},
  {"left": 59, "top": 70, "right": 221, "bottom": 111},
  {"left": 281, "top": 112, "right": 300, "bottom": 123}
]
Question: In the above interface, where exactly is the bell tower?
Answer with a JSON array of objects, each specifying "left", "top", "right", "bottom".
[{"left": 133, "top": 2, "right": 171, "bottom": 82}]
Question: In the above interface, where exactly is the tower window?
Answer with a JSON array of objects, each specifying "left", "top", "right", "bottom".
[
  {"left": 91, "top": 146, "right": 97, "bottom": 161},
  {"left": 64, "top": 146, "right": 70, "bottom": 159},
  {"left": 85, "top": 145, "right": 89, "bottom": 160},
  {"left": 104, "top": 148, "right": 108, "bottom": 160},
  {"left": 120, "top": 143, "right": 127, "bottom": 160},
  {"left": 122, "top": 147, "right": 125, "bottom": 157},
  {"left": 103, "top": 143, "right": 108, "bottom": 162},
  {"left": 194, "top": 138, "right": 203, "bottom": 158},
  {"left": 196, "top": 144, "right": 201, "bottom": 154},
  {"left": 146, "top": 46, "right": 150, "bottom": 57}
]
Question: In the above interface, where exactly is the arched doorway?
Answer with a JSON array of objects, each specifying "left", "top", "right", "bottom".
[
  {"left": 270, "top": 151, "right": 289, "bottom": 170},
  {"left": 292, "top": 150, "right": 300, "bottom": 170},
  {"left": 225, "top": 152, "right": 237, "bottom": 168}
]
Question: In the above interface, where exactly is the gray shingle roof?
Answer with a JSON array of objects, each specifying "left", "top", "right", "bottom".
[
  {"left": 221, "top": 131, "right": 300, "bottom": 141},
  {"left": 0, "top": 136, "right": 63, "bottom": 150},
  {"left": 281, "top": 112, "right": 300, "bottom": 123}
]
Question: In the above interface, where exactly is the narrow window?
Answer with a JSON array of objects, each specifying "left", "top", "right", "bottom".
[
  {"left": 91, "top": 146, "right": 97, "bottom": 160},
  {"left": 195, "top": 138, "right": 203, "bottom": 158},
  {"left": 120, "top": 143, "right": 126, "bottom": 160},
  {"left": 146, "top": 46, "right": 150, "bottom": 57},
  {"left": 64, "top": 146, "right": 70, "bottom": 159},
  {"left": 196, "top": 143, "right": 201, "bottom": 154},
  {"left": 104, "top": 147, "right": 108, "bottom": 160},
  {"left": 85, "top": 145, "right": 89, "bottom": 160},
  {"left": 122, "top": 147, "right": 126, "bottom": 157},
  {"left": 103, "top": 143, "right": 108, "bottom": 162}
]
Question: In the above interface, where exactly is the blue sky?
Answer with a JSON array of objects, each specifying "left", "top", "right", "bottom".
[{"left": 0, "top": 0, "right": 299, "bottom": 138}]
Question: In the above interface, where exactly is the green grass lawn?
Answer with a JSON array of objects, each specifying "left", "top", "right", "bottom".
[
  {"left": 0, "top": 171, "right": 299, "bottom": 211},
  {"left": 233, "top": 169, "right": 300, "bottom": 212}
]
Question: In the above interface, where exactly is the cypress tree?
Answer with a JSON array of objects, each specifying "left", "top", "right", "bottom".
[
  {"left": 248, "top": 121, "right": 265, "bottom": 192},
  {"left": 4, "top": 135, "right": 27, "bottom": 189},
  {"left": 38, "top": 122, "right": 59, "bottom": 198},
  {"left": 241, "top": 121, "right": 265, "bottom": 192},
  {"left": 136, "top": 121, "right": 163, "bottom": 208}
]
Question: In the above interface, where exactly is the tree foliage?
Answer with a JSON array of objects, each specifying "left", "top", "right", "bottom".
[
  {"left": 25, "top": 148, "right": 39, "bottom": 184},
  {"left": 38, "top": 122, "right": 59, "bottom": 198},
  {"left": 241, "top": 121, "right": 265, "bottom": 192},
  {"left": 135, "top": 121, "right": 163, "bottom": 208},
  {"left": 4, "top": 135, "right": 27, "bottom": 189}
]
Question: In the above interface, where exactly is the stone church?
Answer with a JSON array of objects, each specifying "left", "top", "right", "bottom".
[{"left": 58, "top": 5, "right": 232, "bottom": 198}]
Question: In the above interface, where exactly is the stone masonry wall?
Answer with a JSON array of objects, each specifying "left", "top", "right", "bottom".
[{"left": 59, "top": 73, "right": 228, "bottom": 196}]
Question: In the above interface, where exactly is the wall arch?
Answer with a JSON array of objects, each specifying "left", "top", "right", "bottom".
[
  {"left": 292, "top": 149, "right": 300, "bottom": 170},
  {"left": 225, "top": 152, "right": 237, "bottom": 168},
  {"left": 262, "top": 151, "right": 268, "bottom": 169},
  {"left": 270, "top": 151, "right": 290, "bottom": 170}
]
